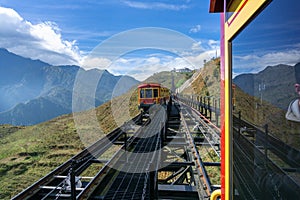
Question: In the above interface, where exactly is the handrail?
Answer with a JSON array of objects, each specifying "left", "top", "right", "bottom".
[{"left": 210, "top": 189, "right": 221, "bottom": 200}]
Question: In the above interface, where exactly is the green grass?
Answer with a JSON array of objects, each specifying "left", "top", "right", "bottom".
[
  {"left": 0, "top": 89, "right": 139, "bottom": 199},
  {"left": 0, "top": 115, "right": 84, "bottom": 199},
  {"left": 0, "top": 70, "right": 198, "bottom": 199},
  {"left": 181, "top": 58, "right": 220, "bottom": 98}
]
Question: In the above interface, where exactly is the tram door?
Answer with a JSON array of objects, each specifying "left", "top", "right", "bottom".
[{"left": 226, "top": 0, "right": 300, "bottom": 199}]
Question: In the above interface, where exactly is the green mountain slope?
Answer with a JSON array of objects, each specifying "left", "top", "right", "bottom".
[
  {"left": 181, "top": 58, "right": 220, "bottom": 97},
  {"left": 234, "top": 63, "right": 300, "bottom": 109},
  {"left": 1, "top": 68, "right": 195, "bottom": 199},
  {"left": 0, "top": 48, "right": 139, "bottom": 125},
  {"left": 234, "top": 85, "right": 300, "bottom": 150},
  {"left": 0, "top": 89, "right": 139, "bottom": 199}
]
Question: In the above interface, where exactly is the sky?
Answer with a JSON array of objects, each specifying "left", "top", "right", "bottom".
[
  {"left": 232, "top": 0, "right": 300, "bottom": 77},
  {"left": 0, "top": 0, "right": 220, "bottom": 81}
]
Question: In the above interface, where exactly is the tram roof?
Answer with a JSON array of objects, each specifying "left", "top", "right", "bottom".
[
  {"left": 209, "top": 0, "right": 224, "bottom": 13},
  {"left": 138, "top": 83, "right": 162, "bottom": 88}
]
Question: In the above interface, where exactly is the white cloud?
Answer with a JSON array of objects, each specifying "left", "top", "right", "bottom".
[
  {"left": 103, "top": 40, "right": 219, "bottom": 81},
  {"left": 233, "top": 49, "right": 300, "bottom": 75},
  {"left": 189, "top": 25, "right": 201, "bottom": 33},
  {"left": 81, "top": 56, "right": 112, "bottom": 70},
  {"left": 104, "top": 54, "right": 171, "bottom": 81},
  {"left": 191, "top": 41, "right": 203, "bottom": 52},
  {"left": 186, "top": 50, "right": 217, "bottom": 67},
  {"left": 122, "top": 0, "right": 189, "bottom": 11},
  {"left": 0, "top": 8, "right": 219, "bottom": 80},
  {"left": 208, "top": 39, "right": 219, "bottom": 49},
  {"left": 85, "top": 50, "right": 215, "bottom": 81},
  {"left": 146, "top": 56, "right": 161, "bottom": 64},
  {"left": 0, "top": 6, "right": 81, "bottom": 65}
]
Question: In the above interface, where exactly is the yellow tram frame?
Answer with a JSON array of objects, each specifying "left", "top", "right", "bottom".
[{"left": 210, "top": 0, "right": 271, "bottom": 199}]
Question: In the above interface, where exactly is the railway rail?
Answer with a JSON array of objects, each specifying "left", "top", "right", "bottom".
[
  {"left": 12, "top": 115, "right": 143, "bottom": 200},
  {"left": 157, "top": 100, "right": 221, "bottom": 199},
  {"left": 82, "top": 105, "right": 166, "bottom": 199},
  {"left": 178, "top": 94, "right": 300, "bottom": 199},
  {"left": 177, "top": 95, "right": 220, "bottom": 127},
  {"left": 13, "top": 100, "right": 223, "bottom": 200}
]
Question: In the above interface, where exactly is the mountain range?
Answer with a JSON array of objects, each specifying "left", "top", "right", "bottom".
[
  {"left": 180, "top": 58, "right": 220, "bottom": 97},
  {"left": 233, "top": 63, "right": 300, "bottom": 110},
  {"left": 0, "top": 48, "right": 139, "bottom": 125}
]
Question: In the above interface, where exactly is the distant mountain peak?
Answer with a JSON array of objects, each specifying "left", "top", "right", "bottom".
[
  {"left": 233, "top": 62, "right": 299, "bottom": 110},
  {"left": 0, "top": 48, "right": 49, "bottom": 67},
  {"left": 0, "top": 48, "right": 140, "bottom": 125}
]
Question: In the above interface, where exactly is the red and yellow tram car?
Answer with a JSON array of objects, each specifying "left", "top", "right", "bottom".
[{"left": 138, "top": 83, "right": 170, "bottom": 111}]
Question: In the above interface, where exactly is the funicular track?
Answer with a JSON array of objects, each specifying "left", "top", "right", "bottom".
[
  {"left": 158, "top": 100, "right": 221, "bottom": 200},
  {"left": 13, "top": 99, "right": 222, "bottom": 200},
  {"left": 178, "top": 94, "right": 300, "bottom": 199},
  {"left": 85, "top": 105, "right": 167, "bottom": 200},
  {"left": 13, "top": 106, "right": 167, "bottom": 200},
  {"left": 12, "top": 114, "right": 144, "bottom": 200}
]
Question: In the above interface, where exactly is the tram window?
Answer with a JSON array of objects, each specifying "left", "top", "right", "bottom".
[
  {"left": 153, "top": 89, "right": 158, "bottom": 98},
  {"left": 231, "top": 0, "right": 300, "bottom": 199},
  {"left": 145, "top": 89, "right": 152, "bottom": 98},
  {"left": 140, "top": 89, "right": 145, "bottom": 98}
]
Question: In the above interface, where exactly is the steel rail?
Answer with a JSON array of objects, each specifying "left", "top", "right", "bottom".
[
  {"left": 176, "top": 100, "right": 220, "bottom": 159},
  {"left": 180, "top": 106, "right": 213, "bottom": 198},
  {"left": 12, "top": 115, "right": 141, "bottom": 200},
  {"left": 180, "top": 99, "right": 221, "bottom": 132},
  {"left": 177, "top": 95, "right": 221, "bottom": 126},
  {"left": 182, "top": 103, "right": 221, "bottom": 158},
  {"left": 76, "top": 117, "right": 149, "bottom": 199},
  {"left": 78, "top": 107, "right": 166, "bottom": 199},
  {"left": 104, "top": 107, "right": 165, "bottom": 199}
]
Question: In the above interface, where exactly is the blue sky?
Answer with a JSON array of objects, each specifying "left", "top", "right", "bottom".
[
  {"left": 0, "top": 0, "right": 220, "bottom": 80},
  {"left": 232, "top": 0, "right": 300, "bottom": 77}
]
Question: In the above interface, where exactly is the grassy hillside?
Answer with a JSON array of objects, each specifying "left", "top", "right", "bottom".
[
  {"left": 234, "top": 63, "right": 297, "bottom": 110},
  {"left": 181, "top": 58, "right": 220, "bottom": 97},
  {"left": 234, "top": 85, "right": 300, "bottom": 149},
  {"left": 0, "top": 88, "right": 139, "bottom": 199},
  {"left": 144, "top": 70, "right": 195, "bottom": 89},
  {"left": 0, "top": 69, "right": 205, "bottom": 199}
]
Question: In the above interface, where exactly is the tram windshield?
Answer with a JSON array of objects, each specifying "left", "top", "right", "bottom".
[
  {"left": 145, "top": 89, "right": 152, "bottom": 98},
  {"left": 231, "top": 0, "right": 300, "bottom": 199}
]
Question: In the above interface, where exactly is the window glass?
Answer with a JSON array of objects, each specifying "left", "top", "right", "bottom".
[
  {"left": 145, "top": 89, "right": 152, "bottom": 98},
  {"left": 153, "top": 89, "right": 158, "bottom": 98},
  {"left": 232, "top": 0, "right": 300, "bottom": 199},
  {"left": 140, "top": 89, "right": 144, "bottom": 98}
]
